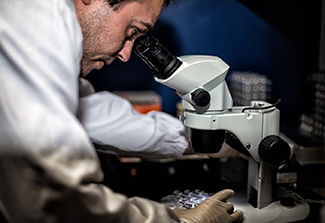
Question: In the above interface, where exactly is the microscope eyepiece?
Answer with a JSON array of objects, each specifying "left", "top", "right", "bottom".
[{"left": 134, "top": 35, "right": 182, "bottom": 79}]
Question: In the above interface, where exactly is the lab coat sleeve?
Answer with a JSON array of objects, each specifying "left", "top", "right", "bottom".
[
  {"left": 0, "top": 0, "right": 181, "bottom": 222},
  {"left": 77, "top": 80, "right": 190, "bottom": 158}
]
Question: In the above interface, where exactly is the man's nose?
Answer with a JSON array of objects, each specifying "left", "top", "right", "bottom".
[{"left": 117, "top": 40, "right": 133, "bottom": 62}]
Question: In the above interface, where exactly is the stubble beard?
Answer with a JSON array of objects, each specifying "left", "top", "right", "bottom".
[{"left": 77, "top": 4, "right": 113, "bottom": 76}]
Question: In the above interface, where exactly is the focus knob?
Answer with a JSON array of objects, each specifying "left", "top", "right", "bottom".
[
  {"left": 258, "top": 135, "right": 291, "bottom": 165},
  {"left": 191, "top": 89, "right": 211, "bottom": 107}
]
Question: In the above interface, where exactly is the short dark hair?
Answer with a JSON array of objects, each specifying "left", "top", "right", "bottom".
[{"left": 106, "top": 0, "right": 174, "bottom": 10}]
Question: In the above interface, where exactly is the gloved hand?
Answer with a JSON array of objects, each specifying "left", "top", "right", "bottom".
[{"left": 173, "top": 189, "right": 243, "bottom": 223}]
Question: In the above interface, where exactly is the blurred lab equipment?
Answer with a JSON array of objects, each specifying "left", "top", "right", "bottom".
[
  {"left": 228, "top": 71, "right": 272, "bottom": 106},
  {"left": 299, "top": 72, "right": 325, "bottom": 141}
]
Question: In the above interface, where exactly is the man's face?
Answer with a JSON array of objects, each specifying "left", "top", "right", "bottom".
[{"left": 75, "top": 0, "right": 164, "bottom": 76}]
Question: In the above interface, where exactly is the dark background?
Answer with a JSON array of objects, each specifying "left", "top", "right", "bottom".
[{"left": 86, "top": 0, "right": 322, "bottom": 135}]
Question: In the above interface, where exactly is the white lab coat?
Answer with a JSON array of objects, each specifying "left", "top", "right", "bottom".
[
  {"left": 78, "top": 78, "right": 189, "bottom": 158},
  {"left": 0, "top": 0, "right": 184, "bottom": 222}
]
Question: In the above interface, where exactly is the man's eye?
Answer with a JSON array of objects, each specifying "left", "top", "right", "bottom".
[{"left": 129, "top": 28, "right": 139, "bottom": 39}]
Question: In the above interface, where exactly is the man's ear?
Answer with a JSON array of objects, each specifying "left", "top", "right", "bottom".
[{"left": 82, "top": 0, "right": 92, "bottom": 5}]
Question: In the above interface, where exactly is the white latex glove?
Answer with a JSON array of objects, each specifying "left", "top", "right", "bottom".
[{"left": 173, "top": 189, "right": 243, "bottom": 223}]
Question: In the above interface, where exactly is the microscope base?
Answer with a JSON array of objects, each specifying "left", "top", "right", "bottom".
[{"left": 230, "top": 189, "right": 310, "bottom": 223}]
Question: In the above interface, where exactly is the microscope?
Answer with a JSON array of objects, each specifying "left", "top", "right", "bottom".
[{"left": 134, "top": 35, "right": 310, "bottom": 223}]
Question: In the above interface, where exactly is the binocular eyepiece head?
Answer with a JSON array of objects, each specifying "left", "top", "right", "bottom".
[{"left": 134, "top": 35, "right": 182, "bottom": 80}]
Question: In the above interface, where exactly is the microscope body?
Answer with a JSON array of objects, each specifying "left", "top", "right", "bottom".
[
  {"left": 156, "top": 55, "right": 283, "bottom": 206},
  {"left": 156, "top": 55, "right": 278, "bottom": 158},
  {"left": 135, "top": 35, "right": 309, "bottom": 223}
]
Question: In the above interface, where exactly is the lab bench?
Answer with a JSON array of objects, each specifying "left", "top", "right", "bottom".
[
  {"left": 97, "top": 153, "right": 247, "bottom": 202},
  {"left": 97, "top": 143, "right": 325, "bottom": 223}
]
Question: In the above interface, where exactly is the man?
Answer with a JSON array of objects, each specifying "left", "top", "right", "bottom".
[
  {"left": 75, "top": 0, "right": 192, "bottom": 158},
  {"left": 0, "top": 0, "right": 243, "bottom": 222}
]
